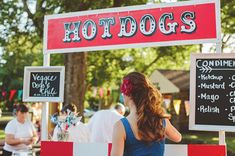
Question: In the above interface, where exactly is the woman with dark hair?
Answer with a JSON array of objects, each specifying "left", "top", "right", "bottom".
[
  {"left": 3, "top": 104, "right": 37, "bottom": 156},
  {"left": 61, "top": 103, "right": 77, "bottom": 114},
  {"left": 111, "top": 72, "right": 181, "bottom": 156}
]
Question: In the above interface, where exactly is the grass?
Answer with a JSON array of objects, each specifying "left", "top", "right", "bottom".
[
  {"left": 0, "top": 116, "right": 13, "bottom": 122},
  {"left": 182, "top": 133, "right": 235, "bottom": 153},
  {"left": 0, "top": 115, "right": 13, "bottom": 140},
  {"left": 0, "top": 130, "right": 4, "bottom": 140}
]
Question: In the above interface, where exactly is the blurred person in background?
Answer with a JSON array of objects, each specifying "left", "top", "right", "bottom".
[
  {"left": 3, "top": 104, "right": 38, "bottom": 156},
  {"left": 52, "top": 104, "right": 90, "bottom": 142},
  {"left": 87, "top": 103, "right": 126, "bottom": 143},
  {"left": 34, "top": 120, "right": 41, "bottom": 143}
]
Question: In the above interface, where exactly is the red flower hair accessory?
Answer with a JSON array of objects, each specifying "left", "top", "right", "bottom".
[{"left": 120, "top": 79, "right": 133, "bottom": 96}]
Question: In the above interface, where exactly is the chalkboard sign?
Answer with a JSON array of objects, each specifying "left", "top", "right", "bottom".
[
  {"left": 23, "top": 66, "right": 65, "bottom": 102},
  {"left": 189, "top": 53, "right": 235, "bottom": 132}
]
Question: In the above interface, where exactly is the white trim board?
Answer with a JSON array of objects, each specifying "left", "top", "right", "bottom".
[
  {"left": 43, "top": 0, "right": 219, "bottom": 54},
  {"left": 23, "top": 66, "right": 65, "bottom": 102},
  {"left": 189, "top": 53, "right": 235, "bottom": 132}
]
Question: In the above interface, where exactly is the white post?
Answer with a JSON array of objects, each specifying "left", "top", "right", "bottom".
[
  {"left": 215, "top": 0, "right": 222, "bottom": 54},
  {"left": 219, "top": 131, "right": 226, "bottom": 145},
  {"left": 41, "top": 53, "right": 50, "bottom": 140},
  {"left": 215, "top": 0, "right": 226, "bottom": 146}
]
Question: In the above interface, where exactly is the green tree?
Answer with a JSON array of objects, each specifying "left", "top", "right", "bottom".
[
  {"left": 0, "top": 34, "right": 41, "bottom": 110},
  {"left": 221, "top": 0, "right": 235, "bottom": 51},
  {"left": 85, "top": 45, "right": 196, "bottom": 109}
]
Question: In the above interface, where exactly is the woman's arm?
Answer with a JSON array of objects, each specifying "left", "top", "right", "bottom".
[
  {"left": 5, "top": 134, "right": 32, "bottom": 145},
  {"left": 5, "top": 134, "right": 21, "bottom": 145},
  {"left": 111, "top": 121, "right": 125, "bottom": 156},
  {"left": 165, "top": 119, "right": 182, "bottom": 142},
  {"left": 29, "top": 121, "right": 38, "bottom": 144},
  {"left": 31, "top": 130, "right": 38, "bottom": 144}
]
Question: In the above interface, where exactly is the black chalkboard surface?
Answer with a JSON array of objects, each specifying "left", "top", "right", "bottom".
[
  {"left": 23, "top": 66, "right": 65, "bottom": 102},
  {"left": 29, "top": 72, "right": 60, "bottom": 97},
  {"left": 190, "top": 54, "right": 235, "bottom": 131}
]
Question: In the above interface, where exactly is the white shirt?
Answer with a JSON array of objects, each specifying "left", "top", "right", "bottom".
[
  {"left": 4, "top": 118, "right": 36, "bottom": 152},
  {"left": 52, "top": 122, "right": 90, "bottom": 143},
  {"left": 87, "top": 110, "right": 123, "bottom": 143}
]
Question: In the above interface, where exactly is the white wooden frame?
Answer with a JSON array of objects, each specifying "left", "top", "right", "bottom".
[
  {"left": 43, "top": 0, "right": 220, "bottom": 54},
  {"left": 23, "top": 66, "right": 65, "bottom": 102},
  {"left": 189, "top": 53, "right": 235, "bottom": 132}
]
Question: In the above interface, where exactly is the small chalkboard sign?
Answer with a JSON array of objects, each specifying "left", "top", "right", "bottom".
[
  {"left": 23, "top": 66, "right": 65, "bottom": 102},
  {"left": 190, "top": 53, "right": 235, "bottom": 132}
]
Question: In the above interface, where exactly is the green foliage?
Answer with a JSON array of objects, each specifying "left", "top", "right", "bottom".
[
  {"left": 0, "top": 34, "right": 42, "bottom": 88},
  {"left": 221, "top": 0, "right": 235, "bottom": 34},
  {"left": 0, "top": 130, "right": 5, "bottom": 139},
  {"left": 87, "top": 45, "right": 197, "bottom": 89}
]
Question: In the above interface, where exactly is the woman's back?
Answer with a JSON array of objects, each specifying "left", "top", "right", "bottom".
[
  {"left": 111, "top": 72, "right": 181, "bottom": 156},
  {"left": 120, "top": 118, "right": 165, "bottom": 156}
]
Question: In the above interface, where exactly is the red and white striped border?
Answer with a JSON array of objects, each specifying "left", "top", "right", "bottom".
[{"left": 41, "top": 141, "right": 226, "bottom": 156}]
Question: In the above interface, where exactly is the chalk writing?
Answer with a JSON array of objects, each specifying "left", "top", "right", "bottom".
[
  {"left": 194, "top": 58, "right": 235, "bottom": 126},
  {"left": 198, "top": 82, "right": 225, "bottom": 89},
  {"left": 228, "top": 113, "right": 235, "bottom": 122},
  {"left": 29, "top": 72, "right": 60, "bottom": 97},
  {"left": 199, "top": 74, "right": 223, "bottom": 81},
  {"left": 198, "top": 105, "right": 220, "bottom": 113},
  {"left": 198, "top": 93, "right": 219, "bottom": 103}
]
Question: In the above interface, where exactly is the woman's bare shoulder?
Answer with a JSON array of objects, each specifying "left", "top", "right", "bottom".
[{"left": 113, "top": 120, "right": 126, "bottom": 138}]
